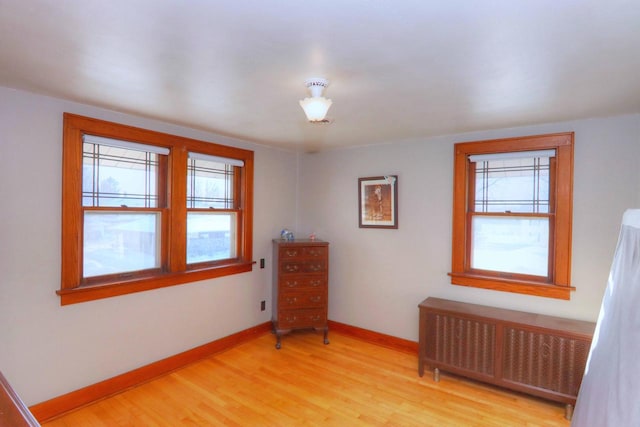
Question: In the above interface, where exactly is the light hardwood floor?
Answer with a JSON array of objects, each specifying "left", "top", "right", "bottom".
[{"left": 43, "top": 331, "right": 570, "bottom": 426}]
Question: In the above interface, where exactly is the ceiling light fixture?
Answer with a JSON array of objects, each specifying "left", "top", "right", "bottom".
[{"left": 299, "top": 78, "right": 332, "bottom": 122}]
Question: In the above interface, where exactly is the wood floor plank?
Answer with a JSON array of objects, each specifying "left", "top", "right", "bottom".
[{"left": 43, "top": 331, "right": 569, "bottom": 426}]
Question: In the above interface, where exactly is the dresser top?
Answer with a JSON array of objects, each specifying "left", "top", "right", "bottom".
[{"left": 273, "top": 238, "right": 328, "bottom": 246}]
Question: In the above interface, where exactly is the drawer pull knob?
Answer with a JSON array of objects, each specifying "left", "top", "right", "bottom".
[
  {"left": 285, "top": 264, "right": 300, "bottom": 272},
  {"left": 285, "top": 297, "right": 298, "bottom": 304},
  {"left": 310, "top": 296, "right": 321, "bottom": 303}
]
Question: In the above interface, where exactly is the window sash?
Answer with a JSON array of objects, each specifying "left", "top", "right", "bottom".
[
  {"left": 83, "top": 210, "right": 162, "bottom": 279},
  {"left": 186, "top": 156, "right": 236, "bottom": 209},
  {"left": 472, "top": 154, "right": 551, "bottom": 214},
  {"left": 83, "top": 142, "right": 163, "bottom": 208},
  {"left": 186, "top": 211, "right": 238, "bottom": 265},
  {"left": 470, "top": 214, "right": 550, "bottom": 278}
]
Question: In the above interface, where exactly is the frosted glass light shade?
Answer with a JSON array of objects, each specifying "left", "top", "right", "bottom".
[{"left": 299, "top": 96, "right": 332, "bottom": 121}]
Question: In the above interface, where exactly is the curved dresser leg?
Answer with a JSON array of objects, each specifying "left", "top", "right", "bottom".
[{"left": 565, "top": 404, "right": 573, "bottom": 421}]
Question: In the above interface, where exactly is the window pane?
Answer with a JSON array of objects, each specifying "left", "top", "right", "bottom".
[
  {"left": 187, "top": 212, "right": 237, "bottom": 264},
  {"left": 474, "top": 156, "right": 550, "bottom": 213},
  {"left": 187, "top": 157, "right": 235, "bottom": 209},
  {"left": 83, "top": 212, "right": 161, "bottom": 278},
  {"left": 83, "top": 143, "right": 160, "bottom": 207},
  {"left": 471, "top": 216, "right": 549, "bottom": 277}
]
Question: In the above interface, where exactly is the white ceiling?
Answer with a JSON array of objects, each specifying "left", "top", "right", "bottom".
[{"left": 1, "top": 1, "right": 639, "bottom": 152}]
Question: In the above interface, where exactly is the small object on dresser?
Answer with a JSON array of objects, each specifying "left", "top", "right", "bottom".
[{"left": 280, "top": 229, "right": 294, "bottom": 241}]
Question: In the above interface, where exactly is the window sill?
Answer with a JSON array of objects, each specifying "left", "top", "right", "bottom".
[
  {"left": 448, "top": 272, "right": 574, "bottom": 300},
  {"left": 58, "top": 261, "right": 254, "bottom": 305}
]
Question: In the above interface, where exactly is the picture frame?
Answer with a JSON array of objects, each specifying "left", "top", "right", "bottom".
[{"left": 358, "top": 175, "right": 398, "bottom": 229}]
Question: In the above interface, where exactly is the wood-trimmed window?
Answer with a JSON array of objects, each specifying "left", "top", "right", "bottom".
[
  {"left": 449, "top": 132, "right": 574, "bottom": 299},
  {"left": 60, "top": 113, "right": 254, "bottom": 305}
]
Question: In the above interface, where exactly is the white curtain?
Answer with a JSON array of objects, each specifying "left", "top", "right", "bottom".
[{"left": 572, "top": 209, "right": 640, "bottom": 426}]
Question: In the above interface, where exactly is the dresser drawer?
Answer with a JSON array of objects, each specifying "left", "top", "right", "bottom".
[
  {"left": 302, "top": 246, "right": 327, "bottom": 258},
  {"left": 280, "top": 260, "right": 327, "bottom": 275},
  {"left": 281, "top": 276, "right": 326, "bottom": 290},
  {"left": 279, "top": 245, "right": 328, "bottom": 260},
  {"left": 278, "top": 308, "right": 327, "bottom": 329},
  {"left": 279, "top": 289, "right": 326, "bottom": 309}
]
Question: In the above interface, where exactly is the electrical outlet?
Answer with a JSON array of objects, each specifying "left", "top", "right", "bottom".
[
  {"left": 260, "top": 258, "right": 265, "bottom": 268},
  {"left": 260, "top": 300, "right": 266, "bottom": 311}
]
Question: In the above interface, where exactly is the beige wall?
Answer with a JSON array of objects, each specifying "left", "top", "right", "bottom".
[
  {"left": 1, "top": 86, "right": 639, "bottom": 406},
  {"left": 297, "top": 114, "right": 640, "bottom": 340},
  {"left": 0, "top": 87, "right": 298, "bottom": 405}
]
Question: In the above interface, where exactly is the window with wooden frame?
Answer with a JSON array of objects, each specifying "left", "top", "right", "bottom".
[
  {"left": 449, "top": 133, "right": 574, "bottom": 299},
  {"left": 60, "top": 113, "right": 254, "bottom": 305}
]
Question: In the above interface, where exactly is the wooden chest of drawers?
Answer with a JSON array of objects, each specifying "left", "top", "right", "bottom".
[
  {"left": 418, "top": 297, "right": 595, "bottom": 420},
  {"left": 272, "top": 239, "right": 329, "bottom": 349}
]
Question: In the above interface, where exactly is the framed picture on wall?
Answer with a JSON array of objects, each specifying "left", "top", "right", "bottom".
[{"left": 358, "top": 175, "right": 398, "bottom": 229}]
